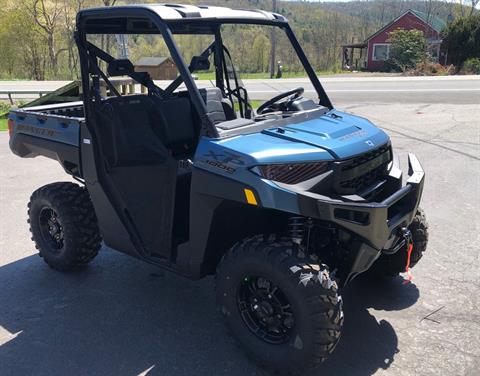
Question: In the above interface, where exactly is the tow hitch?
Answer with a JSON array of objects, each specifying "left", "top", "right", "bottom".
[
  {"left": 402, "top": 227, "right": 414, "bottom": 284},
  {"left": 382, "top": 227, "right": 414, "bottom": 283}
]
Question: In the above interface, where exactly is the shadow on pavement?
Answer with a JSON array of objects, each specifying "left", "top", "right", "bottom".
[
  {"left": 0, "top": 248, "right": 419, "bottom": 376},
  {"left": 315, "top": 275, "right": 419, "bottom": 376}
]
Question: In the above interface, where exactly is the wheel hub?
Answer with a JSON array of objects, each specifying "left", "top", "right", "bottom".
[
  {"left": 237, "top": 276, "right": 295, "bottom": 344},
  {"left": 39, "top": 208, "right": 64, "bottom": 250},
  {"left": 255, "top": 300, "right": 274, "bottom": 317}
]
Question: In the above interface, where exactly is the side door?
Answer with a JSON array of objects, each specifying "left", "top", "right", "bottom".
[{"left": 80, "top": 96, "right": 178, "bottom": 260}]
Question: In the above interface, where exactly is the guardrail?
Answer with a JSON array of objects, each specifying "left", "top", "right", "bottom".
[
  {"left": 0, "top": 79, "right": 141, "bottom": 105},
  {"left": 0, "top": 90, "right": 54, "bottom": 105}
]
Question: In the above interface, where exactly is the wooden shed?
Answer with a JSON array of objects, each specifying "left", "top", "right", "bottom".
[{"left": 134, "top": 57, "right": 178, "bottom": 80}]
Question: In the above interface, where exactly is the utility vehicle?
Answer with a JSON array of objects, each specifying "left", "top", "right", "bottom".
[{"left": 8, "top": 4, "right": 428, "bottom": 374}]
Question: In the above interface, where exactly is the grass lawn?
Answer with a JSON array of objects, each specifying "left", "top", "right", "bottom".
[
  {"left": 233, "top": 100, "right": 263, "bottom": 112},
  {"left": 250, "top": 100, "right": 262, "bottom": 109},
  {"left": 0, "top": 118, "right": 7, "bottom": 131}
]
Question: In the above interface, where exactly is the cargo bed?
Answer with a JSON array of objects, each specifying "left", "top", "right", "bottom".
[{"left": 8, "top": 102, "right": 84, "bottom": 177}]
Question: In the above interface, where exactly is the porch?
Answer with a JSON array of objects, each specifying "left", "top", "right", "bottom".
[{"left": 341, "top": 42, "right": 367, "bottom": 71}]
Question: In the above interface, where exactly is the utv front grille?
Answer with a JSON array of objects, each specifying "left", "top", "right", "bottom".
[
  {"left": 341, "top": 144, "right": 391, "bottom": 172},
  {"left": 339, "top": 163, "right": 388, "bottom": 191},
  {"left": 334, "top": 144, "right": 392, "bottom": 195},
  {"left": 256, "top": 161, "right": 330, "bottom": 185}
]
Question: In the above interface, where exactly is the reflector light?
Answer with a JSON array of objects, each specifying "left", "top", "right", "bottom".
[
  {"left": 7, "top": 119, "right": 14, "bottom": 138},
  {"left": 244, "top": 189, "right": 258, "bottom": 206}
]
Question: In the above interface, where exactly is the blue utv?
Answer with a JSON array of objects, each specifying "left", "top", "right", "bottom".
[{"left": 8, "top": 4, "right": 428, "bottom": 375}]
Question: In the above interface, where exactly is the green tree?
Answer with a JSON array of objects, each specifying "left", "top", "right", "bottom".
[
  {"left": 387, "top": 28, "right": 427, "bottom": 72},
  {"left": 442, "top": 14, "right": 480, "bottom": 68},
  {"left": 0, "top": 0, "right": 469, "bottom": 79},
  {"left": 21, "top": 0, "right": 66, "bottom": 76},
  {"left": 252, "top": 34, "right": 270, "bottom": 73},
  {"left": 0, "top": 4, "right": 47, "bottom": 79}
]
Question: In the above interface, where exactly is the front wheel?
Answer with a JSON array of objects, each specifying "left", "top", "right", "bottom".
[{"left": 216, "top": 235, "right": 343, "bottom": 375}]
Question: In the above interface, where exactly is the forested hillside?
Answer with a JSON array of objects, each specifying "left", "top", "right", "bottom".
[{"left": 0, "top": 0, "right": 473, "bottom": 80}]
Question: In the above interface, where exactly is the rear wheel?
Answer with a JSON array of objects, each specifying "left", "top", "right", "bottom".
[
  {"left": 28, "top": 182, "right": 102, "bottom": 271},
  {"left": 370, "top": 208, "right": 429, "bottom": 277},
  {"left": 216, "top": 235, "right": 343, "bottom": 375}
]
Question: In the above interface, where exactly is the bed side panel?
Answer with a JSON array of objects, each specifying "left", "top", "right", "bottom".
[
  {"left": 8, "top": 107, "right": 82, "bottom": 176},
  {"left": 9, "top": 109, "right": 81, "bottom": 147}
]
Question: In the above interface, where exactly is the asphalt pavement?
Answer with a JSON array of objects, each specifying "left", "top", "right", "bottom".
[
  {"left": 0, "top": 82, "right": 479, "bottom": 375},
  {"left": 1, "top": 75, "right": 479, "bottom": 104}
]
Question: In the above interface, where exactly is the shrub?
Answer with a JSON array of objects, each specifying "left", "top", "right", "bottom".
[
  {"left": 408, "top": 61, "right": 455, "bottom": 76},
  {"left": 0, "top": 101, "right": 11, "bottom": 118},
  {"left": 383, "top": 59, "right": 402, "bottom": 73},
  {"left": 388, "top": 28, "right": 427, "bottom": 72},
  {"left": 442, "top": 14, "right": 480, "bottom": 67},
  {"left": 461, "top": 57, "right": 480, "bottom": 74}
]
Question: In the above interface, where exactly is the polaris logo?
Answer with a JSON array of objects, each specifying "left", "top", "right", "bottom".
[
  {"left": 365, "top": 140, "right": 375, "bottom": 147},
  {"left": 17, "top": 124, "right": 59, "bottom": 137}
]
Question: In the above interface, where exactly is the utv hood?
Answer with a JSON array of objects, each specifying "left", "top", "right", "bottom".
[
  {"left": 205, "top": 110, "right": 391, "bottom": 166},
  {"left": 261, "top": 110, "right": 390, "bottom": 159}
]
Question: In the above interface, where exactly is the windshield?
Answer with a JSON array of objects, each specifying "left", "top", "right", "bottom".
[
  {"left": 168, "top": 23, "right": 329, "bottom": 119},
  {"left": 219, "top": 24, "right": 308, "bottom": 81}
]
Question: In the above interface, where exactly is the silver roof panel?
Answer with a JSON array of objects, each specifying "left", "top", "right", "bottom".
[{"left": 78, "top": 3, "right": 285, "bottom": 22}]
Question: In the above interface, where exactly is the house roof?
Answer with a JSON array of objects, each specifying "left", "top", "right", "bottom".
[
  {"left": 365, "top": 9, "right": 446, "bottom": 43},
  {"left": 135, "top": 57, "right": 171, "bottom": 66},
  {"left": 409, "top": 9, "right": 446, "bottom": 33}
]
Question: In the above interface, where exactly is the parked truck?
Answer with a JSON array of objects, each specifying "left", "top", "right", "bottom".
[{"left": 7, "top": 4, "right": 428, "bottom": 375}]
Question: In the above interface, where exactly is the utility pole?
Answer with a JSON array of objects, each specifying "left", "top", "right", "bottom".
[
  {"left": 269, "top": 0, "right": 277, "bottom": 78},
  {"left": 116, "top": 34, "right": 129, "bottom": 59}
]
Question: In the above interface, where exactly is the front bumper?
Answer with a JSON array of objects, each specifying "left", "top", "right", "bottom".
[
  {"left": 298, "top": 153, "right": 425, "bottom": 251},
  {"left": 297, "top": 153, "right": 424, "bottom": 283}
]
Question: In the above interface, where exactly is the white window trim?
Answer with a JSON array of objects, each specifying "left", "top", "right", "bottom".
[{"left": 372, "top": 43, "right": 390, "bottom": 61}]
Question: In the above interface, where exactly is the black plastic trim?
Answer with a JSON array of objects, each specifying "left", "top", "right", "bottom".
[
  {"left": 9, "top": 133, "right": 81, "bottom": 177},
  {"left": 176, "top": 167, "right": 263, "bottom": 278}
]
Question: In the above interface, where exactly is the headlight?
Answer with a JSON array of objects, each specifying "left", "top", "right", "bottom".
[{"left": 251, "top": 161, "right": 330, "bottom": 184}]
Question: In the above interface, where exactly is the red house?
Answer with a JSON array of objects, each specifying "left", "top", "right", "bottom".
[{"left": 342, "top": 9, "right": 447, "bottom": 71}]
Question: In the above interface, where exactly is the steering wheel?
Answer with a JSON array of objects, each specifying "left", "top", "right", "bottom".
[{"left": 256, "top": 87, "right": 305, "bottom": 115}]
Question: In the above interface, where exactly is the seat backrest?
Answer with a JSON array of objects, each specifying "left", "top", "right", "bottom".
[
  {"left": 199, "top": 87, "right": 236, "bottom": 124},
  {"left": 150, "top": 96, "right": 196, "bottom": 148},
  {"left": 200, "top": 87, "right": 226, "bottom": 124}
]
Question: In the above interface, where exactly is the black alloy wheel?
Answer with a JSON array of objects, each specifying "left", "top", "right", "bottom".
[
  {"left": 38, "top": 207, "right": 64, "bottom": 251},
  {"left": 237, "top": 276, "right": 295, "bottom": 344},
  {"left": 28, "top": 182, "right": 102, "bottom": 271}
]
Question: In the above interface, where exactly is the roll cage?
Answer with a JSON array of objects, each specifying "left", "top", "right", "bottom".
[{"left": 75, "top": 5, "right": 333, "bottom": 139}]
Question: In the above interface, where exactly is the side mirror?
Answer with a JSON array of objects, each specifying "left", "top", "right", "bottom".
[
  {"left": 108, "top": 59, "right": 135, "bottom": 77},
  {"left": 190, "top": 55, "right": 210, "bottom": 71}
]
